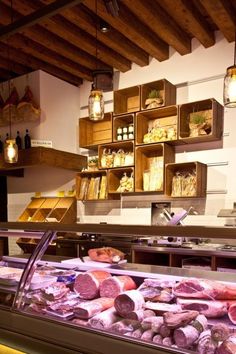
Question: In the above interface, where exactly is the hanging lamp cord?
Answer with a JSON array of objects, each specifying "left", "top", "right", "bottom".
[
  {"left": 234, "top": 30, "right": 236, "bottom": 66},
  {"left": 7, "top": 0, "right": 14, "bottom": 139}
]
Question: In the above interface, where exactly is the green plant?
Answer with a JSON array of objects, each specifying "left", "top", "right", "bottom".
[
  {"left": 190, "top": 113, "right": 206, "bottom": 125},
  {"left": 148, "top": 89, "right": 161, "bottom": 99}
]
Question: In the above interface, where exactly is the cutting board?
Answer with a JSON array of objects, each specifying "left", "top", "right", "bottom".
[{"left": 61, "top": 257, "right": 127, "bottom": 268}]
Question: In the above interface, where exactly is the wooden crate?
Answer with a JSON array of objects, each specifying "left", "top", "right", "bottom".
[
  {"left": 18, "top": 197, "right": 46, "bottom": 222},
  {"left": 79, "top": 112, "right": 112, "bottom": 149},
  {"left": 165, "top": 161, "right": 207, "bottom": 197},
  {"left": 179, "top": 98, "right": 224, "bottom": 143},
  {"left": 113, "top": 113, "right": 135, "bottom": 142},
  {"left": 46, "top": 197, "right": 76, "bottom": 223},
  {"left": 113, "top": 85, "right": 140, "bottom": 115},
  {"left": 98, "top": 141, "right": 134, "bottom": 169},
  {"left": 135, "top": 106, "right": 178, "bottom": 145},
  {"left": 141, "top": 79, "right": 176, "bottom": 110},
  {"left": 108, "top": 167, "right": 134, "bottom": 194},
  {"left": 76, "top": 171, "right": 108, "bottom": 200},
  {"left": 135, "top": 143, "right": 175, "bottom": 192}
]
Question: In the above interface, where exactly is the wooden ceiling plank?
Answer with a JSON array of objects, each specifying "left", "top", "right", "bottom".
[
  {"left": 124, "top": 0, "right": 191, "bottom": 55},
  {"left": 0, "top": 1, "right": 107, "bottom": 71},
  {"left": 0, "top": 41, "right": 82, "bottom": 86},
  {"left": 0, "top": 55, "right": 30, "bottom": 75},
  {"left": 5, "top": 33, "right": 93, "bottom": 81},
  {"left": 0, "top": 0, "right": 84, "bottom": 40},
  {"left": 83, "top": 0, "right": 169, "bottom": 62},
  {"left": 157, "top": 0, "right": 215, "bottom": 48},
  {"left": 199, "top": 0, "right": 236, "bottom": 42},
  {"left": 60, "top": 5, "right": 149, "bottom": 67}
]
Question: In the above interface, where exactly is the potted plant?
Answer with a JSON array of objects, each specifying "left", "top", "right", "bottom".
[
  {"left": 189, "top": 113, "right": 211, "bottom": 137},
  {"left": 145, "top": 89, "right": 163, "bottom": 109}
]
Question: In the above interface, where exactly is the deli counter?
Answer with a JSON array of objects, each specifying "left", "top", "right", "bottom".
[{"left": 0, "top": 222, "right": 236, "bottom": 354}]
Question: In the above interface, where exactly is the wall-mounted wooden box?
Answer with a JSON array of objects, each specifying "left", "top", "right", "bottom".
[
  {"left": 108, "top": 167, "right": 134, "bottom": 194},
  {"left": 165, "top": 161, "right": 207, "bottom": 198},
  {"left": 18, "top": 197, "right": 76, "bottom": 223},
  {"left": 113, "top": 85, "right": 140, "bottom": 116},
  {"left": 98, "top": 141, "right": 134, "bottom": 169},
  {"left": 76, "top": 171, "right": 108, "bottom": 200},
  {"left": 135, "top": 143, "right": 175, "bottom": 192},
  {"left": 79, "top": 112, "right": 112, "bottom": 149},
  {"left": 135, "top": 106, "right": 178, "bottom": 145},
  {"left": 113, "top": 113, "right": 135, "bottom": 142},
  {"left": 141, "top": 79, "right": 176, "bottom": 110},
  {"left": 179, "top": 98, "right": 223, "bottom": 143}
]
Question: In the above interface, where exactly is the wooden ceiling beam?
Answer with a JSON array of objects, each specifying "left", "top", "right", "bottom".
[
  {"left": 199, "top": 0, "right": 236, "bottom": 42},
  {"left": 0, "top": 55, "right": 30, "bottom": 76},
  {"left": 83, "top": 0, "right": 169, "bottom": 62},
  {"left": 0, "top": 67, "right": 15, "bottom": 81},
  {"left": 60, "top": 5, "right": 149, "bottom": 67},
  {"left": 6, "top": 34, "right": 93, "bottom": 81},
  {"left": 157, "top": 0, "right": 215, "bottom": 48},
  {"left": 0, "top": 1, "right": 107, "bottom": 71},
  {"left": 0, "top": 0, "right": 84, "bottom": 40},
  {"left": 0, "top": 41, "right": 82, "bottom": 86},
  {"left": 124, "top": 0, "right": 191, "bottom": 55}
]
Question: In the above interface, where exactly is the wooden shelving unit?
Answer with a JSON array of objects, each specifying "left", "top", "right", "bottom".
[
  {"left": 76, "top": 170, "right": 108, "bottom": 201},
  {"left": 113, "top": 85, "right": 140, "bottom": 115},
  {"left": 141, "top": 79, "right": 176, "bottom": 110},
  {"left": 108, "top": 167, "right": 134, "bottom": 194},
  {"left": 98, "top": 140, "right": 134, "bottom": 169},
  {"left": 113, "top": 113, "right": 135, "bottom": 142}
]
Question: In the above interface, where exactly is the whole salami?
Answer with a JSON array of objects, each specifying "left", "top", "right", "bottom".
[
  {"left": 100, "top": 276, "right": 136, "bottom": 298},
  {"left": 114, "top": 290, "right": 145, "bottom": 317},
  {"left": 217, "top": 334, "right": 236, "bottom": 354},
  {"left": 74, "top": 270, "right": 111, "bottom": 299},
  {"left": 88, "top": 307, "right": 120, "bottom": 329},
  {"left": 73, "top": 297, "right": 114, "bottom": 319}
]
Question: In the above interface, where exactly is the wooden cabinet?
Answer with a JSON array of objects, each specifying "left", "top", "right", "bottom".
[
  {"left": 79, "top": 112, "right": 112, "bottom": 149},
  {"left": 179, "top": 98, "right": 223, "bottom": 143},
  {"left": 141, "top": 79, "right": 176, "bottom": 110},
  {"left": 165, "top": 161, "right": 207, "bottom": 198},
  {"left": 18, "top": 197, "right": 76, "bottom": 223},
  {"left": 113, "top": 85, "right": 140, "bottom": 115}
]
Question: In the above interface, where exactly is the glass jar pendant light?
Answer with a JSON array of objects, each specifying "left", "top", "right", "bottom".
[
  {"left": 88, "top": 86, "right": 104, "bottom": 120},
  {"left": 223, "top": 32, "right": 236, "bottom": 107},
  {"left": 4, "top": 139, "right": 18, "bottom": 163}
]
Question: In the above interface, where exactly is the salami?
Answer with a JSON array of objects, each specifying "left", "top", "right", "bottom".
[
  {"left": 132, "top": 327, "right": 145, "bottom": 338},
  {"left": 74, "top": 270, "right": 111, "bottom": 299},
  {"left": 228, "top": 302, "right": 236, "bottom": 324},
  {"left": 114, "top": 290, "right": 145, "bottom": 317},
  {"left": 110, "top": 319, "right": 140, "bottom": 334},
  {"left": 197, "top": 330, "right": 217, "bottom": 354},
  {"left": 141, "top": 329, "right": 155, "bottom": 341},
  {"left": 100, "top": 276, "right": 136, "bottom": 298},
  {"left": 141, "top": 316, "right": 163, "bottom": 332},
  {"left": 88, "top": 307, "right": 120, "bottom": 329},
  {"left": 73, "top": 297, "right": 114, "bottom": 319},
  {"left": 217, "top": 334, "right": 236, "bottom": 354},
  {"left": 126, "top": 309, "right": 155, "bottom": 322}
]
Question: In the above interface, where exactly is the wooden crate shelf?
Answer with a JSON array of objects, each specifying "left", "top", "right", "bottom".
[
  {"left": 76, "top": 170, "right": 108, "bottom": 200},
  {"left": 108, "top": 167, "right": 134, "bottom": 194},
  {"left": 135, "top": 143, "right": 175, "bottom": 193},
  {"left": 79, "top": 112, "right": 112, "bottom": 149},
  {"left": 135, "top": 106, "right": 178, "bottom": 145},
  {"left": 114, "top": 85, "right": 140, "bottom": 115},
  {"left": 179, "top": 98, "right": 223, "bottom": 143},
  {"left": 113, "top": 113, "right": 135, "bottom": 142},
  {"left": 165, "top": 161, "right": 207, "bottom": 198},
  {"left": 141, "top": 79, "right": 176, "bottom": 110},
  {"left": 98, "top": 141, "right": 134, "bottom": 169}
]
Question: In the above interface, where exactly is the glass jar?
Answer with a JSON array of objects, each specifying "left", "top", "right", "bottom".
[
  {"left": 122, "top": 126, "right": 128, "bottom": 134},
  {"left": 117, "top": 127, "right": 123, "bottom": 135},
  {"left": 128, "top": 132, "right": 134, "bottom": 139},
  {"left": 128, "top": 123, "right": 134, "bottom": 133},
  {"left": 117, "top": 133, "right": 123, "bottom": 141}
]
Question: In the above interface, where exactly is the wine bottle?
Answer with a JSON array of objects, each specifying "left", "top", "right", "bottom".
[
  {"left": 16, "top": 131, "right": 22, "bottom": 150},
  {"left": 24, "top": 129, "right": 31, "bottom": 149},
  {"left": 0, "top": 136, "right": 3, "bottom": 153},
  {"left": 5, "top": 133, "right": 9, "bottom": 142}
]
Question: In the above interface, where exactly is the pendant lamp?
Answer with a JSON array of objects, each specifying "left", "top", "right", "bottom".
[
  {"left": 88, "top": 0, "right": 104, "bottom": 121},
  {"left": 223, "top": 32, "right": 236, "bottom": 107},
  {"left": 4, "top": 0, "right": 18, "bottom": 163}
]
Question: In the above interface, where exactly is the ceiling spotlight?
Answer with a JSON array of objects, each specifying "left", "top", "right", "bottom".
[{"left": 100, "top": 20, "right": 110, "bottom": 33}]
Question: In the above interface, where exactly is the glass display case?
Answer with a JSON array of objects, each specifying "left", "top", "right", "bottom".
[{"left": 0, "top": 222, "right": 236, "bottom": 354}]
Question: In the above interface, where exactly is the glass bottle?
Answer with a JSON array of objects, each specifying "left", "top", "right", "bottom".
[
  {"left": 5, "top": 133, "right": 9, "bottom": 143},
  {"left": 16, "top": 131, "right": 22, "bottom": 150},
  {"left": 24, "top": 129, "right": 31, "bottom": 149}
]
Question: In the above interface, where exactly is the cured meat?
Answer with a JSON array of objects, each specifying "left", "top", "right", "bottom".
[
  {"left": 159, "top": 324, "right": 172, "bottom": 338},
  {"left": 74, "top": 270, "right": 111, "bottom": 299},
  {"left": 109, "top": 319, "right": 140, "bottom": 334},
  {"left": 4, "top": 87, "right": 19, "bottom": 107},
  {"left": 138, "top": 278, "right": 175, "bottom": 303},
  {"left": 145, "top": 301, "right": 181, "bottom": 315},
  {"left": 153, "top": 334, "right": 163, "bottom": 344},
  {"left": 48, "top": 298, "right": 80, "bottom": 315},
  {"left": 163, "top": 310, "right": 199, "bottom": 329},
  {"left": 41, "top": 282, "right": 69, "bottom": 301},
  {"left": 88, "top": 247, "right": 125, "bottom": 263},
  {"left": 114, "top": 290, "right": 145, "bottom": 317},
  {"left": 211, "top": 323, "right": 230, "bottom": 343},
  {"left": 71, "top": 318, "right": 89, "bottom": 327},
  {"left": 141, "top": 316, "right": 163, "bottom": 332},
  {"left": 88, "top": 307, "right": 120, "bottom": 329},
  {"left": 73, "top": 297, "right": 114, "bottom": 319},
  {"left": 173, "top": 278, "right": 236, "bottom": 300},
  {"left": 100, "top": 276, "right": 136, "bottom": 298},
  {"left": 173, "top": 314, "right": 207, "bottom": 349},
  {"left": 217, "top": 334, "right": 236, "bottom": 354},
  {"left": 177, "top": 298, "right": 228, "bottom": 318},
  {"left": 228, "top": 303, "right": 236, "bottom": 324},
  {"left": 162, "top": 337, "right": 174, "bottom": 346},
  {"left": 132, "top": 327, "right": 145, "bottom": 338},
  {"left": 126, "top": 309, "right": 155, "bottom": 321},
  {"left": 141, "top": 329, "right": 155, "bottom": 341},
  {"left": 197, "top": 330, "right": 217, "bottom": 354}
]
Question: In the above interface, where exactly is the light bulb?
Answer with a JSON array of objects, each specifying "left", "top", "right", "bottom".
[
  {"left": 228, "top": 75, "right": 236, "bottom": 102},
  {"left": 4, "top": 139, "right": 18, "bottom": 163},
  {"left": 88, "top": 89, "right": 104, "bottom": 121}
]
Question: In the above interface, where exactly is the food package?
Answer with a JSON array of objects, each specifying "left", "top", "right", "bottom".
[
  {"left": 113, "top": 149, "right": 125, "bottom": 167},
  {"left": 143, "top": 170, "right": 150, "bottom": 191},
  {"left": 87, "top": 177, "right": 95, "bottom": 200},
  {"left": 149, "top": 157, "right": 163, "bottom": 191},
  {"left": 171, "top": 173, "right": 182, "bottom": 197},
  {"left": 99, "top": 175, "right": 107, "bottom": 199},
  {"left": 116, "top": 172, "right": 134, "bottom": 193},
  {"left": 124, "top": 152, "right": 134, "bottom": 166},
  {"left": 78, "top": 177, "right": 89, "bottom": 200},
  {"left": 93, "top": 177, "right": 101, "bottom": 199},
  {"left": 100, "top": 149, "right": 108, "bottom": 168}
]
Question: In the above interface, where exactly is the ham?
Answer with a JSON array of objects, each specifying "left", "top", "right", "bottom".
[
  {"left": 100, "top": 275, "right": 136, "bottom": 298},
  {"left": 88, "top": 307, "right": 120, "bottom": 329},
  {"left": 228, "top": 303, "right": 236, "bottom": 324},
  {"left": 217, "top": 334, "right": 236, "bottom": 354},
  {"left": 173, "top": 278, "right": 236, "bottom": 300},
  {"left": 177, "top": 298, "right": 228, "bottom": 318},
  {"left": 138, "top": 278, "right": 175, "bottom": 302},
  {"left": 114, "top": 289, "right": 145, "bottom": 317},
  {"left": 163, "top": 310, "right": 199, "bottom": 329},
  {"left": 73, "top": 297, "right": 114, "bottom": 319},
  {"left": 88, "top": 247, "right": 125, "bottom": 263},
  {"left": 109, "top": 319, "right": 140, "bottom": 334},
  {"left": 145, "top": 301, "right": 181, "bottom": 315},
  {"left": 74, "top": 270, "right": 111, "bottom": 299},
  {"left": 41, "top": 282, "right": 69, "bottom": 301}
]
